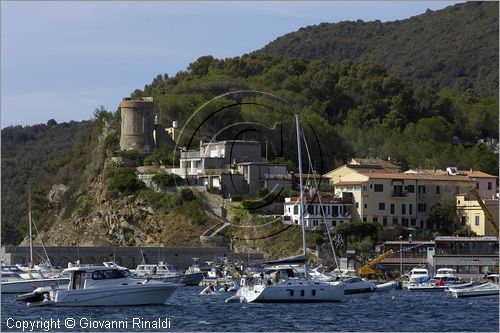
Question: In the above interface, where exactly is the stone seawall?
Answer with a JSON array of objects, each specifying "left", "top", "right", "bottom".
[{"left": 1, "top": 246, "right": 263, "bottom": 270}]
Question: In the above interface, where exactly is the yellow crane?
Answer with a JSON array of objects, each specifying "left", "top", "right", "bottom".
[
  {"left": 468, "top": 187, "right": 499, "bottom": 237},
  {"left": 357, "top": 249, "right": 394, "bottom": 277}
]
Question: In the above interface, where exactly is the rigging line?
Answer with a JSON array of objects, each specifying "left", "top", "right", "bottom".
[
  {"left": 30, "top": 216, "right": 52, "bottom": 266},
  {"left": 217, "top": 225, "right": 294, "bottom": 241},
  {"left": 300, "top": 127, "right": 340, "bottom": 268}
]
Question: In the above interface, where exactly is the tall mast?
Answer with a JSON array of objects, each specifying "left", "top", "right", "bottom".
[
  {"left": 295, "top": 113, "right": 307, "bottom": 259},
  {"left": 28, "top": 184, "right": 34, "bottom": 269}
]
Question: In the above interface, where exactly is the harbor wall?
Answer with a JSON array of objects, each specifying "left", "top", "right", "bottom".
[{"left": 0, "top": 246, "right": 263, "bottom": 270}]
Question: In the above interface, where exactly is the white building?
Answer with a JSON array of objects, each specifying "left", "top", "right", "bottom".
[{"left": 283, "top": 195, "right": 353, "bottom": 229}]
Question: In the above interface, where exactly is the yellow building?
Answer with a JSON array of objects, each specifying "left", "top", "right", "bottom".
[
  {"left": 332, "top": 171, "right": 475, "bottom": 231},
  {"left": 456, "top": 194, "right": 499, "bottom": 236}
]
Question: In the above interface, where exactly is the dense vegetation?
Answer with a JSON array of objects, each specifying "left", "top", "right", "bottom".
[
  {"left": 258, "top": 1, "right": 498, "bottom": 95},
  {"left": 134, "top": 54, "right": 498, "bottom": 178},
  {"left": 1, "top": 120, "right": 97, "bottom": 244}
]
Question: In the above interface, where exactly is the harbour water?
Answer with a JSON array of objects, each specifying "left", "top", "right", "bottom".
[{"left": 2, "top": 286, "right": 498, "bottom": 332}]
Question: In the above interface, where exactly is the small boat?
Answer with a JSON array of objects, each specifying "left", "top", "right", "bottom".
[
  {"left": 16, "top": 285, "right": 61, "bottom": 303},
  {"left": 1, "top": 275, "right": 69, "bottom": 294},
  {"left": 133, "top": 262, "right": 183, "bottom": 282},
  {"left": 403, "top": 268, "right": 431, "bottom": 284},
  {"left": 449, "top": 282, "right": 499, "bottom": 298},
  {"left": 181, "top": 258, "right": 205, "bottom": 286},
  {"left": 50, "top": 266, "right": 178, "bottom": 306}
]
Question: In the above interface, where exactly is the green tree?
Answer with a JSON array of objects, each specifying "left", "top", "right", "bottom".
[{"left": 427, "top": 200, "right": 459, "bottom": 235}]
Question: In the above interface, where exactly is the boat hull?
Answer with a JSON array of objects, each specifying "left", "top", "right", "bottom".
[
  {"left": 239, "top": 281, "right": 346, "bottom": 303},
  {"left": 1, "top": 278, "right": 69, "bottom": 294},
  {"left": 450, "top": 282, "right": 499, "bottom": 298},
  {"left": 54, "top": 283, "right": 178, "bottom": 306}
]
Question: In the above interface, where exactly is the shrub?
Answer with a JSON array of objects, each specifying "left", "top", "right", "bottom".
[
  {"left": 152, "top": 173, "right": 182, "bottom": 187},
  {"left": 107, "top": 167, "right": 145, "bottom": 195}
]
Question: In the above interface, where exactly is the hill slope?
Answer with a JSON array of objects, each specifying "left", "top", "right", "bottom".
[{"left": 257, "top": 1, "right": 498, "bottom": 95}]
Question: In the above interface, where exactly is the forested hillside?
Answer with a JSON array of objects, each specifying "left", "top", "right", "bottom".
[
  {"left": 133, "top": 54, "right": 497, "bottom": 176},
  {"left": 1, "top": 120, "right": 97, "bottom": 244},
  {"left": 257, "top": 1, "right": 498, "bottom": 95}
]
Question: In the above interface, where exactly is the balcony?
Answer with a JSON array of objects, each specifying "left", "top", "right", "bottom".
[{"left": 392, "top": 190, "right": 407, "bottom": 197}]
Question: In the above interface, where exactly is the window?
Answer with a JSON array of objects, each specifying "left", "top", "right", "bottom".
[
  {"left": 475, "top": 216, "right": 480, "bottom": 226},
  {"left": 362, "top": 186, "right": 367, "bottom": 191},
  {"left": 402, "top": 218, "right": 409, "bottom": 227},
  {"left": 392, "top": 218, "right": 398, "bottom": 225},
  {"left": 374, "top": 184, "right": 384, "bottom": 192},
  {"left": 488, "top": 182, "right": 493, "bottom": 190},
  {"left": 364, "top": 203, "right": 367, "bottom": 209},
  {"left": 401, "top": 204, "right": 406, "bottom": 215},
  {"left": 355, "top": 202, "right": 359, "bottom": 209},
  {"left": 293, "top": 206, "right": 298, "bottom": 214},
  {"left": 455, "top": 186, "right": 460, "bottom": 194},
  {"left": 363, "top": 217, "right": 367, "bottom": 222},
  {"left": 436, "top": 185, "right": 440, "bottom": 194},
  {"left": 409, "top": 204, "right": 413, "bottom": 215},
  {"left": 383, "top": 217, "right": 387, "bottom": 226},
  {"left": 406, "top": 185, "right": 415, "bottom": 193},
  {"left": 373, "top": 217, "right": 378, "bottom": 222},
  {"left": 390, "top": 204, "right": 395, "bottom": 214},
  {"left": 379, "top": 202, "right": 385, "bottom": 210},
  {"left": 418, "top": 203, "right": 426, "bottom": 212},
  {"left": 476, "top": 182, "right": 480, "bottom": 189},
  {"left": 411, "top": 219, "right": 416, "bottom": 226},
  {"left": 418, "top": 185, "right": 426, "bottom": 194},
  {"left": 461, "top": 216, "right": 466, "bottom": 225}
]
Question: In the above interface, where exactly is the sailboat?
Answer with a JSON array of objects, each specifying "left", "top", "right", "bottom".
[
  {"left": 1, "top": 185, "right": 69, "bottom": 294},
  {"left": 237, "top": 113, "right": 346, "bottom": 303}
]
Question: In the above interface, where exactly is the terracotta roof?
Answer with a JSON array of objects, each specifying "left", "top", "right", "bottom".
[
  {"left": 286, "top": 196, "right": 352, "bottom": 204},
  {"left": 459, "top": 170, "right": 497, "bottom": 178},
  {"left": 357, "top": 172, "right": 474, "bottom": 182},
  {"left": 334, "top": 181, "right": 366, "bottom": 186},
  {"left": 434, "top": 236, "right": 498, "bottom": 242}
]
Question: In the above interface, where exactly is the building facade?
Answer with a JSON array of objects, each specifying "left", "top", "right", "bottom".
[
  {"left": 332, "top": 171, "right": 475, "bottom": 230},
  {"left": 456, "top": 194, "right": 499, "bottom": 236},
  {"left": 283, "top": 196, "right": 353, "bottom": 229}
]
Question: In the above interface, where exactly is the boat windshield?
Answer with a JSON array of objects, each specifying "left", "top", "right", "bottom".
[{"left": 91, "top": 269, "right": 127, "bottom": 280}]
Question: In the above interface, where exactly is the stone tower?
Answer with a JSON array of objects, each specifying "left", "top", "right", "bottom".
[{"left": 119, "top": 97, "right": 155, "bottom": 153}]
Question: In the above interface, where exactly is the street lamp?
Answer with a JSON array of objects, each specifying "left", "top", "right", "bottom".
[{"left": 399, "top": 235, "right": 403, "bottom": 277}]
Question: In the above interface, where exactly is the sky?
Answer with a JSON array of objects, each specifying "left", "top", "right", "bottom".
[{"left": 1, "top": 1, "right": 460, "bottom": 128}]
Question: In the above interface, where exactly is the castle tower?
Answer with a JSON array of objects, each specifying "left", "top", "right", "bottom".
[{"left": 119, "top": 97, "right": 155, "bottom": 153}]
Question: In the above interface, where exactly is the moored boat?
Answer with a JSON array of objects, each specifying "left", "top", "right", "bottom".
[
  {"left": 49, "top": 266, "right": 179, "bottom": 306},
  {"left": 449, "top": 282, "right": 499, "bottom": 298}
]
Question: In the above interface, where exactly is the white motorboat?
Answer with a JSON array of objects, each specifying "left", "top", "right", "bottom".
[
  {"left": 237, "top": 114, "right": 346, "bottom": 303},
  {"left": 449, "top": 282, "right": 499, "bottom": 298},
  {"left": 407, "top": 279, "right": 473, "bottom": 292},
  {"left": 434, "top": 267, "right": 457, "bottom": 279},
  {"left": 1, "top": 263, "right": 25, "bottom": 283},
  {"left": 36, "top": 266, "right": 179, "bottom": 306},
  {"left": 133, "top": 262, "right": 183, "bottom": 281},
  {"left": 403, "top": 268, "right": 431, "bottom": 285}
]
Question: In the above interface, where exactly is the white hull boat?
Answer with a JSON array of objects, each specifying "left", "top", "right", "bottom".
[
  {"left": 375, "top": 281, "right": 398, "bottom": 292},
  {"left": 329, "top": 276, "right": 376, "bottom": 298},
  {"left": 30, "top": 266, "right": 179, "bottom": 307},
  {"left": 449, "top": 282, "right": 499, "bottom": 298},
  {"left": 238, "top": 278, "right": 346, "bottom": 303}
]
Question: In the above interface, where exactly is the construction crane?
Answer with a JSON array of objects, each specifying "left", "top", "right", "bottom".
[
  {"left": 469, "top": 187, "right": 499, "bottom": 237},
  {"left": 357, "top": 249, "right": 394, "bottom": 277}
]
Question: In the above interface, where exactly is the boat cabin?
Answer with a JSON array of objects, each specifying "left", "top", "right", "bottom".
[
  {"left": 134, "top": 262, "right": 179, "bottom": 278},
  {"left": 62, "top": 266, "right": 131, "bottom": 290}
]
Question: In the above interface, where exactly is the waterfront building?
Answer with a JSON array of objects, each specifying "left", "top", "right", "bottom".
[
  {"left": 379, "top": 236, "right": 498, "bottom": 280},
  {"left": 324, "top": 158, "right": 400, "bottom": 186}
]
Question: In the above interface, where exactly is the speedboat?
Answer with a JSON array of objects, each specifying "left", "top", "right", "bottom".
[
  {"left": 181, "top": 258, "right": 205, "bottom": 286},
  {"left": 449, "top": 282, "right": 499, "bottom": 298},
  {"left": 36, "top": 266, "right": 179, "bottom": 306},
  {"left": 434, "top": 267, "right": 457, "bottom": 279}
]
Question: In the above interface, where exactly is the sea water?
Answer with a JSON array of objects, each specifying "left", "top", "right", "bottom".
[{"left": 1, "top": 286, "right": 498, "bottom": 332}]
